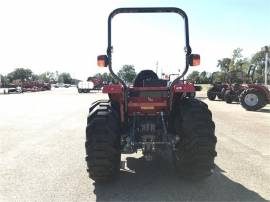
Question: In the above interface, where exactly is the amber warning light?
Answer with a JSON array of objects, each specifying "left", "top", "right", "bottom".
[
  {"left": 190, "top": 54, "right": 200, "bottom": 66},
  {"left": 97, "top": 55, "right": 108, "bottom": 67}
]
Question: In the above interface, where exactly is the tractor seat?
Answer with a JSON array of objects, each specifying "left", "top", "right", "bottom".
[
  {"left": 133, "top": 70, "right": 168, "bottom": 87},
  {"left": 134, "top": 70, "right": 159, "bottom": 87},
  {"left": 130, "top": 70, "right": 168, "bottom": 97}
]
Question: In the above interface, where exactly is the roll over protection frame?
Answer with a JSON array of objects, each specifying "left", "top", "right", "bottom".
[{"left": 106, "top": 7, "right": 193, "bottom": 111}]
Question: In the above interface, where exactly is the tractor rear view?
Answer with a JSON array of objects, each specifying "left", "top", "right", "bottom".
[{"left": 85, "top": 7, "right": 217, "bottom": 182}]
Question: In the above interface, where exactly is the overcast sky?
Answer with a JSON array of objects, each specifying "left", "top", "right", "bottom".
[{"left": 0, "top": 0, "right": 269, "bottom": 80}]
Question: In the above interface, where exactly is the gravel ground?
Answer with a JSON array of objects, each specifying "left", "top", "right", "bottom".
[{"left": 0, "top": 88, "right": 269, "bottom": 202}]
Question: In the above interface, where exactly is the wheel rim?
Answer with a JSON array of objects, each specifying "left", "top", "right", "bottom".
[{"left": 244, "top": 93, "right": 258, "bottom": 106}]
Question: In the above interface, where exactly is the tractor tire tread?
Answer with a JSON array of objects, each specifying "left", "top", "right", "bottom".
[
  {"left": 224, "top": 89, "right": 233, "bottom": 104},
  {"left": 239, "top": 88, "right": 266, "bottom": 111},
  {"left": 207, "top": 87, "right": 217, "bottom": 101},
  {"left": 85, "top": 102, "right": 120, "bottom": 182},
  {"left": 173, "top": 98, "right": 217, "bottom": 180}
]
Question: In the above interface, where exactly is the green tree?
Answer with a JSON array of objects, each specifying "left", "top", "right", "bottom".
[
  {"left": 93, "top": 72, "right": 116, "bottom": 83},
  {"left": 217, "top": 48, "right": 250, "bottom": 77},
  {"left": 251, "top": 46, "right": 270, "bottom": 66},
  {"left": 187, "top": 71, "right": 200, "bottom": 83},
  {"left": 101, "top": 73, "right": 115, "bottom": 83},
  {"left": 0, "top": 75, "right": 9, "bottom": 87},
  {"left": 217, "top": 58, "right": 231, "bottom": 72},
  {"left": 39, "top": 72, "right": 56, "bottom": 83},
  {"left": 210, "top": 71, "right": 226, "bottom": 83},
  {"left": 58, "top": 72, "right": 72, "bottom": 84},
  {"left": 251, "top": 45, "right": 270, "bottom": 83},
  {"left": 117, "top": 65, "right": 137, "bottom": 83},
  {"left": 93, "top": 73, "right": 102, "bottom": 79},
  {"left": 230, "top": 48, "right": 250, "bottom": 71},
  {"left": 199, "top": 71, "right": 210, "bottom": 84},
  {"left": 7, "top": 68, "right": 33, "bottom": 82},
  {"left": 232, "top": 48, "right": 243, "bottom": 61},
  {"left": 31, "top": 74, "right": 39, "bottom": 81},
  {"left": 227, "top": 70, "right": 245, "bottom": 83}
]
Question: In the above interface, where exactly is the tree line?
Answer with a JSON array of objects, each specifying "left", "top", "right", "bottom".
[
  {"left": 0, "top": 65, "right": 137, "bottom": 88},
  {"left": 0, "top": 68, "right": 77, "bottom": 87},
  {"left": 93, "top": 64, "right": 137, "bottom": 84}
]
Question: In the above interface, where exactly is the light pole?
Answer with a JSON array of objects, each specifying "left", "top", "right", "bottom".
[{"left": 262, "top": 46, "right": 269, "bottom": 85}]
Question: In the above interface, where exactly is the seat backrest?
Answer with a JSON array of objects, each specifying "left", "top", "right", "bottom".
[{"left": 134, "top": 70, "right": 159, "bottom": 87}]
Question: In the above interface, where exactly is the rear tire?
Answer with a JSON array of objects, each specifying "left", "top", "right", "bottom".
[
  {"left": 240, "top": 88, "right": 266, "bottom": 111},
  {"left": 187, "top": 92, "right": 196, "bottom": 98},
  {"left": 207, "top": 88, "right": 216, "bottom": 101},
  {"left": 172, "top": 98, "right": 217, "bottom": 180},
  {"left": 220, "top": 88, "right": 227, "bottom": 100},
  {"left": 217, "top": 94, "right": 223, "bottom": 100},
  {"left": 224, "top": 90, "right": 233, "bottom": 103},
  {"left": 85, "top": 101, "right": 121, "bottom": 182}
]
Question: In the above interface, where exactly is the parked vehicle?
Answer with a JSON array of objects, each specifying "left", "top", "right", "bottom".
[
  {"left": 207, "top": 72, "right": 229, "bottom": 101},
  {"left": 87, "top": 77, "right": 103, "bottom": 89},
  {"left": 6, "top": 86, "right": 22, "bottom": 94},
  {"left": 22, "top": 81, "right": 51, "bottom": 92},
  {"left": 77, "top": 81, "right": 94, "bottom": 93},
  {"left": 77, "top": 77, "right": 103, "bottom": 93},
  {"left": 85, "top": 7, "right": 217, "bottom": 182}
]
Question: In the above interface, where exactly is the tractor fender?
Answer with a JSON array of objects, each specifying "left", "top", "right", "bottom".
[
  {"left": 173, "top": 83, "right": 195, "bottom": 93},
  {"left": 102, "top": 84, "right": 123, "bottom": 94}
]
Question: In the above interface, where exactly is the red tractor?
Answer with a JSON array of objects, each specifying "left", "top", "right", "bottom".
[
  {"left": 87, "top": 77, "right": 104, "bottom": 90},
  {"left": 207, "top": 67, "right": 254, "bottom": 101},
  {"left": 207, "top": 72, "right": 229, "bottom": 101},
  {"left": 22, "top": 81, "right": 51, "bottom": 92},
  {"left": 223, "top": 65, "right": 270, "bottom": 111},
  {"left": 85, "top": 7, "right": 217, "bottom": 182},
  {"left": 222, "top": 70, "right": 247, "bottom": 103}
]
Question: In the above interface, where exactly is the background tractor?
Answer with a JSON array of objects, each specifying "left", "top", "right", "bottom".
[
  {"left": 223, "top": 65, "right": 270, "bottom": 111},
  {"left": 207, "top": 68, "right": 250, "bottom": 102},
  {"left": 207, "top": 71, "right": 229, "bottom": 101},
  {"left": 222, "top": 70, "right": 246, "bottom": 103},
  {"left": 85, "top": 7, "right": 217, "bottom": 182}
]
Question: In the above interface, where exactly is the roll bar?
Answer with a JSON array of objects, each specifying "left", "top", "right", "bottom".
[
  {"left": 106, "top": 7, "right": 192, "bottom": 89},
  {"left": 248, "top": 64, "right": 256, "bottom": 83}
]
